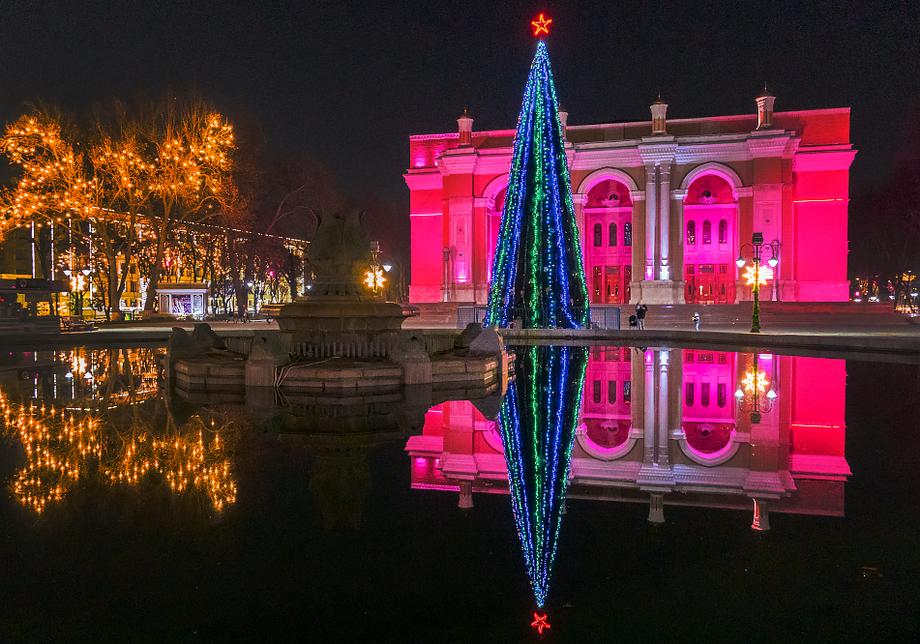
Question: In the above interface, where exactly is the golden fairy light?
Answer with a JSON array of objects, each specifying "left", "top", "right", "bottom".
[
  {"left": 740, "top": 368, "right": 770, "bottom": 395},
  {"left": 364, "top": 268, "right": 385, "bottom": 291},
  {"left": 743, "top": 264, "right": 773, "bottom": 287},
  {"left": 0, "top": 348, "right": 237, "bottom": 514}
]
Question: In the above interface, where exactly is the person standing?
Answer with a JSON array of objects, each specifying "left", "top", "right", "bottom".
[{"left": 636, "top": 303, "right": 648, "bottom": 330}]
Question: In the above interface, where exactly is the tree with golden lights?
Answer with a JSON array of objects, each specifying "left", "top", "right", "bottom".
[
  {"left": 0, "top": 99, "right": 235, "bottom": 317},
  {"left": 138, "top": 99, "right": 235, "bottom": 311}
]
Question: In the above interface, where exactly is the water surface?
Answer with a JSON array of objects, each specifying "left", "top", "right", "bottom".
[{"left": 0, "top": 345, "right": 918, "bottom": 641}]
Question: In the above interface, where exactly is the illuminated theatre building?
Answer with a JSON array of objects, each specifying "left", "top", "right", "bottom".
[
  {"left": 405, "top": 94, "right": 855, "bottom": 307},
  {"left": 406, "top": 351, "right": 850, "bottom": 528}
]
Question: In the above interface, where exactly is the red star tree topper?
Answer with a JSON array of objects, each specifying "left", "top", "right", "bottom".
[{"left": 531, "top": 13, "right": 552, "bottom": 37}]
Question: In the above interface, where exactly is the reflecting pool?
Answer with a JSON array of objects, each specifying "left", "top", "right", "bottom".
[{"left": 0, "top": 345, "right": 918, "bottom": 641}]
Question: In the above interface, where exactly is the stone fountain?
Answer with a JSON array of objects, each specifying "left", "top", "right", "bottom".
[
  {"left": 168, "top": 209, "right": 505, "bottom": 396},
  {"left": 277, "top": 209, "right": 413, "bottom": 360}
]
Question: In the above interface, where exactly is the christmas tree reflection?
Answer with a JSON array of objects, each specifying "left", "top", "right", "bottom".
[{"left": 498, "top": 345, "right": 588, "bottom": 608}]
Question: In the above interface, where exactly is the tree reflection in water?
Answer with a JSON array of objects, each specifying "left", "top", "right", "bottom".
[
  {"left": 498, "top": 345, "right": 588, "bottom": 609},
  {"left": 0, "top": 347, "right": 238, "bottom": 514}
]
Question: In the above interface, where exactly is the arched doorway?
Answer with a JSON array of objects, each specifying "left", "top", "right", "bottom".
[
  {"left": 580, "top": 346, "right": 633, "bottom": 458},
  {"left": 485, "top": 187, "right": 507, "bottom": 283},
  {"left": 584, "top": 179, "right": 633, "bottom": 304},
  {"left": 683, "top": 174, "right": 737, "bottom": 304},
  {"left": 679, "top": 349, "right": 740, "bottom": 466}
]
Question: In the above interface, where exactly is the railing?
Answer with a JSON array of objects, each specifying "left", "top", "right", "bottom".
[
  {"left": 589, "top": 306, "right": 621, "bottom": 330},
  {"left": 457, "top": 306, "right": 489, "bottom": 329},
  {"left": 457, "top": 304, "right": 621, "bottom": 330},
  {"left": 294, "top": 338, "right": 392, "bottom": 360}
]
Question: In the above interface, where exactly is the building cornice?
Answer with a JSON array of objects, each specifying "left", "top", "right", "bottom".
[
  {"left": 746, "top": 133, "right": 793, "bottom": 159},
  {"left": 572, "top": 146, "right": 644, "bottom": 170},
  {"left": 638, "top": 141, "right": 679, "bottom": 166},
  {"left": 403, "top": 171, "right": 442, "bottom": 191},
  {"left": 792, "top": 146, "right": 857, "bottom": 172},
  {"left": 437, "top": 148, "right": 479, "bottom": 174}
]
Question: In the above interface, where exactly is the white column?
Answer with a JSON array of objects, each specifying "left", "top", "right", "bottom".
[
  {"left": 658, "top": 163, "right": 671, "bottom": 280},
  {"left": 644, "top": 165, "right": 657, "bottom": 281},
  {"left": 647, "top": 493, "right": 665, "bottom": 524},
  {"left": 671, "top": 189, "right": 687, "bottom": 301},
  {"left": 572, "top": 193, "right": 588, "bottom": 281},
  {"left": 643, "top": 350, "right": 656, "bottom": 463},
  {"left": 751, "top": 498, "right": 771, "bottom": 531},
  {"left": 657, "top": 350, "right": 670, "bottom": 466}
]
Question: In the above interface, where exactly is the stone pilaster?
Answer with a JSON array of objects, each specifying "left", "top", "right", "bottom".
[
  {"left": 657, "top": 350, "right": 670, "bottom": 467},
  {"left": 643, "top": 350, "right": 656, "bottom": 464},
  {"left": 670, "top": 189, "right": 687, "bottom": 303},
  {"left": 658, "top": 163, "right": 672, "bottom": 280},
  {"left": 572, "top": 193, "right": 588, "bottom": 280},
  {"left": 643, "top": 164, "right": 657, "bottom": 282}
]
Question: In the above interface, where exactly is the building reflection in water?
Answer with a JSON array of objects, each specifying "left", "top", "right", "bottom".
[
  {"left": 406, "top": 346, "right": 849, "bottom": 601},
  {"left": 0, "top": 348, "right": 238, "bottom": 514}
]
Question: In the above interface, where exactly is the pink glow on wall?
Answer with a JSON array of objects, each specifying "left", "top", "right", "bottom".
[
  {"left": 408, "top": 136, "right": 457, "bottom": 169},
  {"left": 788, "top": 357, "right": 846, "bottom": 458}
]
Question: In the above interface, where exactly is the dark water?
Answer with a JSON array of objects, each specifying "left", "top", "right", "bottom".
[{"left": 0, "top": 346, "right": 918, "bottom": 642}]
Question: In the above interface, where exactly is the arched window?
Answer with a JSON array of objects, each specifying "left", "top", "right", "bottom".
[
  {"left": 702, "top": 220, "right": 712, "bottom": 244},
  {"left": 701, "top": 382, "right": 710, "bottom": 407},
  {"left": 687, "top": 221, "right": 696, "bottom": 245},
  {"left": 608, "top": 380, "right": 617, "bottom": 403},
  {"left": 685, "top": 382, "right": 694, "bottom": 406},
  {"left": 623, "top": 223, "right": 632, "bottom": 246},
  {"left": 717, "top": 383, "right": 727, "bottom": 408},
  {"left": 608, "top": 222, "right": 617, "bottom": 246},
  {"left": 718, "top": 219, "right": 728, "bottom": 244},
  {"left": 593, "top": 223, "right": 602, "bottom": 247},
  {"left": 592, "top": 380, "right": 602, "bottom": 403}
]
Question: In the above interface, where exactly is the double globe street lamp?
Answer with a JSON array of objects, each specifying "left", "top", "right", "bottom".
[{"left": 736, "top": 232, "right": 779, "bottom": 333}]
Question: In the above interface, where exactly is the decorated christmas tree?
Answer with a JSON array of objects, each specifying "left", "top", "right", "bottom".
[
  {"left": 497, "top": 344, "right": 588, "bottom": 621},
  {"left": 484, "top": 19, "right": 589, "bottom": 329}
]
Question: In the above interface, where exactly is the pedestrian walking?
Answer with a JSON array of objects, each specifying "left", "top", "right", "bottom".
[{"left": 692, "top": 311, "right": 701, "bottom": 331}]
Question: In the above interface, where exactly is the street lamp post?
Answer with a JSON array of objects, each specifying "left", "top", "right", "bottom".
[
  {"left": 770, "top": 239, "right": 781, "bottom": 302},
  {"left": 736, "top": 233, "right": 778, "bottom": 333},
  {"left": 365, "top": 241, "right": 386, "bottom": 297}
]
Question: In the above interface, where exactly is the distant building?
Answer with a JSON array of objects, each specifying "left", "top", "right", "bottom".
[{"left": 404, "top": 93, "right": 855, "bottom": 306}]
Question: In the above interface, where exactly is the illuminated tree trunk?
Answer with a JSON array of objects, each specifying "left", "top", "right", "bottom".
[{"left": 144, "top": 200, "right": 173, "bottom": 312}]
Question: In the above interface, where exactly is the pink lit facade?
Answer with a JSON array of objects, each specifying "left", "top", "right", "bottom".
[
  {"left": 405, "top": 96, "right": 856, "bottom": 306},
  {"left": 405, "top": 350, "right": 850, "bottom": 525}
]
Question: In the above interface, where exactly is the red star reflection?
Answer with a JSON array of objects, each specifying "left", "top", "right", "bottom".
[{"left": 531, "top": 611, "right": 551, "bottom": 635}]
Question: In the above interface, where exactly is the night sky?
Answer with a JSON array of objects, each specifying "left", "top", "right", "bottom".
[{"left": 1, "top": 0, "right": 918, "bottom": 210}]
